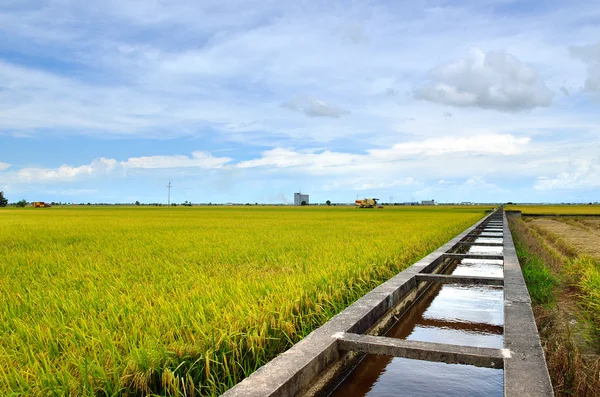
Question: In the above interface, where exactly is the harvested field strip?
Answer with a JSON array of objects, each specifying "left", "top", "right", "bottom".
[
  {"left": 523, "top": 221, "right": 571, "bottom": 265},
  {"left": 581, "top": 219, "right": 600, "bottom": 231},
  {"left": 528, "top": 218, "right": 600, "bottom": 260},
  {"left": 527, "top": 219, "right": 579, "bottom": 259},
  {"left": 559, "top": 218, "right": 598, "bottom": 236},
  {"left": 571, "top": 219, "right": 600, "bottom": 235}
]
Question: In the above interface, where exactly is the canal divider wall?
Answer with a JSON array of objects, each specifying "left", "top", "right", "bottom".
[{"left": 222, "top": 209, "right": 553, "bottom": 397}]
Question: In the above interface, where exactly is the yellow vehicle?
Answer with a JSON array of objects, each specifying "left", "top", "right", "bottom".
[
  {"left": 33, "top": 202, "right": 51, "bottom": 208},
  {"left": 355, "top": 198, "right": 383, "bottom": 208}
]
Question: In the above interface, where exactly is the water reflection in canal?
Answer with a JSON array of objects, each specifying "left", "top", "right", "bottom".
[
  {"left": 330, "top": 356, "right": 503, "bottom": 397},
  {"left": 329, "top": 249, "right": 504, "bottom": 397}
]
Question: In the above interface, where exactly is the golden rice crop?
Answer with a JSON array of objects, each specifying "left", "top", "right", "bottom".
[
  {"left": 506, "top": 204, "right": 600, "bottom": 215},
  {"left": 0, "top": 206, "right": 487, "bottom": 396}
]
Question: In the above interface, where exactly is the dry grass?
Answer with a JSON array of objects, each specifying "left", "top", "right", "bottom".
[
  {"left": 571, "top": 219, "right": 600, "bottom": 235},
  {"left": 535, "top": 306, "right": 600, "bottom": 396},
  {"left": 581, "top": 219, "right": 600, "bottom": 230},
  {"left": 528, "top": 218, "right": 600, "bottom": 259}
]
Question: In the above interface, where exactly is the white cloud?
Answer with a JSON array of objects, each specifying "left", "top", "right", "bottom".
[
  {"left": 237, "top": 133, "right": 530, "bottom": 173},
  {"left": 122, "top": 152, "right": 232, "bottom": 169},
  {"left": 0, "top": 152, "right": 232, "bottom": 185},
  {"left": 0, "top": 133, "right": 531, "bottom": 188},
  {"left": 534, "top": 158, "right": 600, "bottom": 190},
  {"left": 15, "top": 158, "right": 118, "bottom": 183},
  {"left": 1, "top": 133, "right": 598, "bottom": 202},
  {"left": 415, "top": 48, "right": 553, "bottom": 111},
  {"left": 0, "top": 162, "right": 10, "bottom": 171},
  {"left": 370, "top": 134, "right": 531, "bottom": 158},
  {"left": 570, "top": 41, "right": 600, "bottom": 93},
  {"left": 237, "top": 148, "right": 361, "bottom": 170},
  {"left": 282, "top": 96, "right": 349, "bottom": 118},
  {"left": 0, "top": 1, "right": 598, "bottom": 151}
]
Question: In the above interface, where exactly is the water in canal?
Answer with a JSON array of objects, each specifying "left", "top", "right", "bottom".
[
  {"left": 329, "top": 234, "right": 504, "bottom": 397},
  {"left": 330, "top": 356, "right": 503, "bottom": 397}
]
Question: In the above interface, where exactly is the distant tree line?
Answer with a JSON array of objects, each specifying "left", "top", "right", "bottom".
[{"left": 0, "top": 192, "right": 28, "bottom": 207}]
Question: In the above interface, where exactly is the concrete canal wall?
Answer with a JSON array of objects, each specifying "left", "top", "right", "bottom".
[{"left": 222, "top": 209, "right": 553, "bottom": 397}]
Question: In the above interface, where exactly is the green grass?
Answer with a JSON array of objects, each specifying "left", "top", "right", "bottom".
[
  {"left": 0, "top": 206, "right": 488, "bottom": 396},
  {"left": 512, "top": 227, "right": 557, "bottom": 306}
]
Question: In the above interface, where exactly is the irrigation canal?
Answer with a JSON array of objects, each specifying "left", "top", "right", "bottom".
[{"left": 223, "top": 209, "right": 553, "bottom": 397}]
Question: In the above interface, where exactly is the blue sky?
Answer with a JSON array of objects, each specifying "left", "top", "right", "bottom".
[{"left": 1, "top": 0, "right": 599, "bottom": 204}]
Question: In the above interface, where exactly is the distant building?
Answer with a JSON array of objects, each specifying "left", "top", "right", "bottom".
[
  {"left": 421, "top": 199, "right": 436, "bottom": 206},
  {"left": 294, "top": 192, "right": 309, "bottom": 206}
]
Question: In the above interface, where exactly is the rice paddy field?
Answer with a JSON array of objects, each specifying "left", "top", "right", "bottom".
[
  {"left": 506, "top": 204, "right": 600, "bottom": 215},
  {"left": 0, "top": 206, "right": 489, "bottom": 396}
]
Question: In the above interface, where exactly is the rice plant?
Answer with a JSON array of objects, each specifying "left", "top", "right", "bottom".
[{"left": 0, "top": 206, "right": 486, "bottom": 396}]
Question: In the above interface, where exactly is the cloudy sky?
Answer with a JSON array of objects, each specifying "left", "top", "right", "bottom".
[{"left": 1, "top": 0, "right": 599, "bottom": 204}]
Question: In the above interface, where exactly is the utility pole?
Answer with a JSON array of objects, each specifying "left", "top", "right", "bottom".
[{"left": 166, "top": 180, "right": 172, "bottom": 206}]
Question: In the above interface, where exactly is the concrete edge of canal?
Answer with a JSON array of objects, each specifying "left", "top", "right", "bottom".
[{"left": 222, "top": 208, "right": 553, "bottom": 397}]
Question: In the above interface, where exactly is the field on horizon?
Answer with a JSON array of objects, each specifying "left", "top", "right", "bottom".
[
  {"left": 506, "top": 204, "right": 600, "bottom": 215},
  {"left": 0, "top": 206, "right": 488, "bottom": 396}
]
